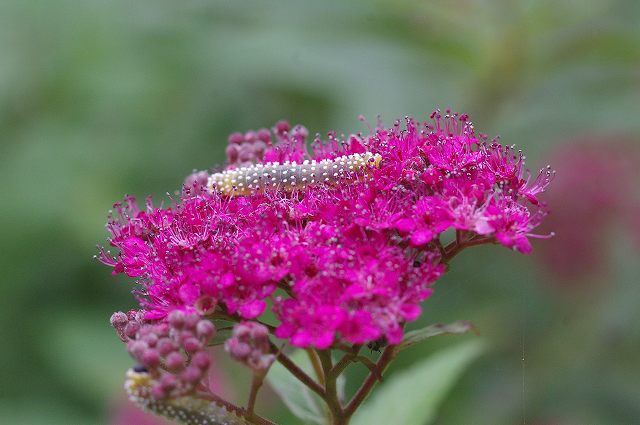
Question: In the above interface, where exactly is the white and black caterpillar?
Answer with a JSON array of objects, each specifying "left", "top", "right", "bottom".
[
  {"left": 125, "top": 368, "right": 250, "bottom": 425},
  {"left": 208, "top": 152, "right": 382, "bottom": 196}
]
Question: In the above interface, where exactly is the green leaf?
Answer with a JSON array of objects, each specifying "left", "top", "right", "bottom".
[
  {"left": 397, "top": 320, "right": 478, "bottom": 352},
  {"left": 351, "top": 339, "right": 485, "bottom": 425},
  {"left": 266, "top": 350, "right": 327, "bottom": 425}
]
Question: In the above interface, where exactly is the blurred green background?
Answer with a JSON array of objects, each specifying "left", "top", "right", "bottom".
[{"left": 1, "top": 0, "right": 639, "bottom": 424}]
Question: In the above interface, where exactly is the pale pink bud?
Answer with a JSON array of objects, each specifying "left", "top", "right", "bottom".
[
  {"left": 142, "top": 349, "right": 160, "bottom": 368},
  {"left": 181, "top": 366, "right": 202, "bottom": 383},
  {"left": 165, "top": 352, "right": 184, "bottom": 371},
  {"left": 191, "top": 351, "right": 211, "bottom": 370},
  {"left": 196, "top": 320, "right": 215, "bottom": 340}
]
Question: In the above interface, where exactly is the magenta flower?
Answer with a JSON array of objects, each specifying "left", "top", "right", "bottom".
[{"left": 101, "top": 110, "right": 553, "bottom": 425}]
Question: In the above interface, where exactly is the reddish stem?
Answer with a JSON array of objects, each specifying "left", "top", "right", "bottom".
[
  {"left": 344, "top": 345, "right": 397, "bottom": 418},
  {"left": 196, "top": 389, "right": 277, "bottom": 425},
  {"left": 270, "top": 342, "right": 326, "bottom": 398},
  {"left": 247, "top": 372, "right": 265, "bottom": 420},
  {"left": 442, "top": 236, "right": 494, "bottom": 263}
]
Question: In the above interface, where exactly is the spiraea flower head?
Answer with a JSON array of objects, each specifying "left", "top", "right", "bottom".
[
  {"left": 100, "top": 109, "right": 553, "bottom": 351},
  {"left": 101, "top": 109, "right": 554, "bottom": 425}
]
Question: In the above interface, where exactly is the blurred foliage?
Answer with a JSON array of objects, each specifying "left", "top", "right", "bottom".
[
  {"left": 351, "top": 340, "right": 485, "bottom": 425},
  {"left": 0, "top": 0, "right": 639, "bottom": 424},
  {"left": 266, "top": 350, "right": 331, "bottom": 425}
]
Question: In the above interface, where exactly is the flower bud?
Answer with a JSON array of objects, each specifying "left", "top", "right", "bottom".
[
  {"left": 168, "top": 310, "right": 185, "bottom": 329},
  {"left": 165, "top": 352, "right": 184, "bottom": 371},
  {"left": 228, "top": 132, "right": 244, "bottom": 145},
  {"left": 159, "top": 373, "right": 178, "bottom": 391},
  {"left": 274, "top": 120, "right": 290, "bottom": 136},
  {"left": 127, "top": 340, "right": 148, "bottom": 359},
  {"left": 181, "top": 366, "right": 202, "bottom": 383},
  {"left": 124, "top": 322, "right": 140, "bottom": 339},
  {"left": 256, "top": 128, "right": 271, "bottom": 144},
  {"left": 191, "top": 351, "right": 211, "bottom": 370},
  {"left": 142, "top": 333, "right": 158, "bottom": 347},
  {"left": 196, "top": 320, "right": 215, "bottom": 340},
  {"left": 183, "top": 337, "right": 202, "bottom": 354},
  {"left": 225, "top": 322, "right": 274, "bottom": 372},
  {"left": 151, "top": 385, "right": 167, "bottom": 400},
  {"left": 184, "top": 313, "right": 200, "bottom": 330},
  {"left": 110, "top": 311, "right": 128, "bottom": 328},
  {"left": 157, "top": 338, "right": 176, "bottom": 356},
  {"left": 142, "top": 349, "right": 160, "bottom": 368},
  {"left": 110, "top": 311, "right": 129, "bottom": 341}
]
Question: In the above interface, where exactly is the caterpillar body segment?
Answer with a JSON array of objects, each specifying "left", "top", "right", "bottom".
[
  {"left": 208, "top": 152, "right": 382, "bottom": 196},
  {"left": 125, "top": 369, "right": 250, "bottom": 425}
]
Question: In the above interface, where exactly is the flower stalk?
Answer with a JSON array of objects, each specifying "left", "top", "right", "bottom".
[
  {"left": 344, "top": 345, "right": 397, "bottom": 419},
  {"left": 246, "top": 372, "right": 265, "bottom": 420},
  {"left": 271, "top": 342, "right": 326, "bottom": 398}
]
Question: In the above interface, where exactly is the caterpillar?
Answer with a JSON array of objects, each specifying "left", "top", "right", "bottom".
[
  {"left": 208, "top": 152, "right": 382, "bottom": 196},
  {"left": 125, "top": 368, "right": 250, "bottom": 425}
]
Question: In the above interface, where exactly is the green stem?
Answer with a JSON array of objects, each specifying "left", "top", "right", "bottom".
[
  {"left": 306, "top": 348, "right": 326, "bottom": 386},
  {"left": 318, "top": 350, "right": 346, "bottom": 425}
]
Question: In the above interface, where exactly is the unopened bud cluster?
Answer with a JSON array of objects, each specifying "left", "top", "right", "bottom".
[
  {"left": 225, "top": 127, "right": 274, "bottom": 168},
  {"left": 111, "top": 310, "right": 215, "bottom": 399},
  {"left": 225, "top": 322, "right": 275, "bottom": 372}
]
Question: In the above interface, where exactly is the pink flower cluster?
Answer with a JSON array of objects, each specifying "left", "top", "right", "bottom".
[{"left": 100, "top": 110, "right": 552, "bottom": 349}]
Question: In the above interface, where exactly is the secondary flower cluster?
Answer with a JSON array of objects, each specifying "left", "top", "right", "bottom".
[
  {"left": 112, "top": 310, "right": 215, "bottom": 400},
  {"left": 225, "top": 322, "right": 275, "bottom": 372},
  {"left": 101, "top": 110, "right": 552, "bottom": 351}
]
